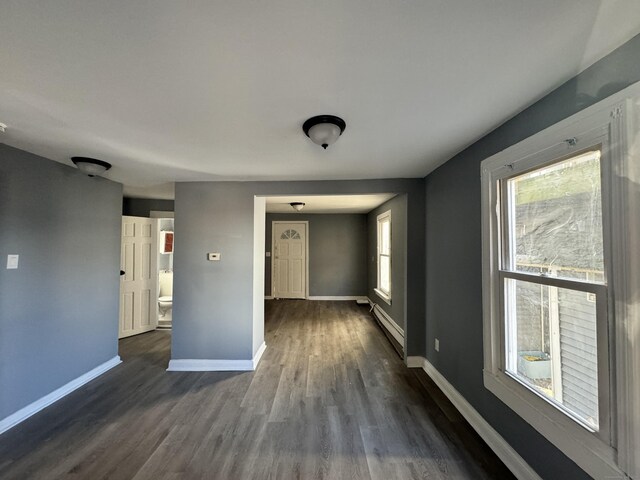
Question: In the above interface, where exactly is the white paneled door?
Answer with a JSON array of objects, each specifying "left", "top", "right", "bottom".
[
  {"left": 119, "top": 216, "right": 158, "bottom": 338},
  {"left": 272, "top": 222, "right": 307, "bottom": 299}
]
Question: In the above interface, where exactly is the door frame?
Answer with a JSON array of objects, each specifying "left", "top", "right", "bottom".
[{"left": 271, "top": 221, "right": 309, "bottom": 299}]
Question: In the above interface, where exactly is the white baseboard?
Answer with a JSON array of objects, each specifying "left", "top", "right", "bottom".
[
  {"left": 366, "top": 297, "right": 404, "bottom": 346},
  {"left": 266, "top": 296, "right": 368, "bottom": 302},
  {"left": 167, "top": 359, "right": 254, "bottom": 371},
  {"left": 0, "top": 355, "right": 122, "bottom": 436},
  {"left": 409, "top": 357, "right": 541, "bottom": 480},
  {"left": 307, "top": 296, "right": 368, "bottom": 301},
  {"left": 252, "top": 342, "right": 267, "bottom": 369},
  {"left": 406, "top": 356, "right": 424, "bottom": 368},
  {"left": 168, "top": 343, "right": 267, "bottom": 372}
]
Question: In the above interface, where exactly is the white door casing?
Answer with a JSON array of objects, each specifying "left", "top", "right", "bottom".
[
  {"left": 119, "top": 216, "right": 158, "bottom": 338},
  {"left": 272, "top": 222, "right": 308, "bottom": 299}
]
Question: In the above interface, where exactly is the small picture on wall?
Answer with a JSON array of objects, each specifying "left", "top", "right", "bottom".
[{"left": 161, "top": 231, "right": 174, "bottom": 254}]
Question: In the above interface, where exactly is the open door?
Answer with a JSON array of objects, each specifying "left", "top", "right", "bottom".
[{"left": 119, "top": 216, "right": 158, "bottom": 338}]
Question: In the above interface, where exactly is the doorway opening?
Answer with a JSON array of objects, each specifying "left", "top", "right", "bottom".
[
  {"left": 257, "top": 193, "right": 407, "bottom": 358},
  {"left": 155, "top": 215, "right": 174, "bottom": 330},
  {"left": 118, "top": 210, "right": 174, "bottom": 347}
]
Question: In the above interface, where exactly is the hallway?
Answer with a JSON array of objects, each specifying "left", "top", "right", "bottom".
[{"left": 0, "top": 300, "right": 513, "bottom": 479}]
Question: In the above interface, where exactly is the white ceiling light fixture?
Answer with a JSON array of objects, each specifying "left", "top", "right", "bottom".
[
  {"left": 71, "top": 157, "right": 112, "bottom": 177},
  {"left": 290, "top": 202, "right": 305, "bottom": 212},
  {"left": 302, "top": 115, "right": 346, "bottom": 149},
  {"left": 0, "top": 123, "right": 7, "bottom": 133}
]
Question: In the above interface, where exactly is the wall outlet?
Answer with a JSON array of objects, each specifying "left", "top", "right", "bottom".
[
  {"left": 435, "top": 338, "right": 440, "bottom": 352},
  {"left": 207, "top": 252, "right": 221, "bottom": 261},
  {"left": 265, "top": 252, "right": 271, "bottom": 257}
]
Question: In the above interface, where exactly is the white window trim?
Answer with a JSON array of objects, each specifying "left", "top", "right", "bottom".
[
  {"left": 375, "top": 210, "right": 392, "bottom": 304},
  {"left": 498, "top": 138, "right": 611, "bottom": 437},
  {"left": 373, "top": 288, "right": 391, "bottom": 305},
  {"left": 481, "top": 82, "right": 640, "bottom": 480}
]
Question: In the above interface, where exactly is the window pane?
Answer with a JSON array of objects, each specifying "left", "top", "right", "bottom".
[
  {"left": 380, "top": 220, "right": 390, "bottom": 254},
  {"left": 505, "top": 278, "right": 599, "bottom": 430},
  {"left": 507, "top": 150, "right": 604, "bottom": 283},
  {"left": 380, "top": 255, "right": 390, "bottom": 293}
]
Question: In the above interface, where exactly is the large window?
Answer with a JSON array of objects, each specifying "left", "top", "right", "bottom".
[
  {"left": 502, "top": 149, "right": 607, "bottom": 432},
  {"left": 375, "top": 210, "right": 391, "bottom": 303},
  {"left": 481, "top": 89, "right": 640, "bottom": 479}
]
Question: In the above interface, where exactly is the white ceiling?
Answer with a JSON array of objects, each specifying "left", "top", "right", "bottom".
[
  {"left": 265, "top": 194, "right": 396, "bottom": 214},
  {"left": 1, "top": 1, "right": 639, "bottom": 199}
]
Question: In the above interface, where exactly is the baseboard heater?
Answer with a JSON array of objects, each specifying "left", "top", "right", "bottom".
[{"left": 368, "top": 301, "right": 404, "bottom": 358}]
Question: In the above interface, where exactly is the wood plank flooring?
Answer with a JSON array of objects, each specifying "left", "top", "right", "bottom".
[{"left": 0, "top": 300, "right": 515, "bottom": 479}]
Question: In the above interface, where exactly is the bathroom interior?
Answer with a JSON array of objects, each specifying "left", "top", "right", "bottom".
[{"left": 157, "top": 217, "right": 173, "bottom": 329}]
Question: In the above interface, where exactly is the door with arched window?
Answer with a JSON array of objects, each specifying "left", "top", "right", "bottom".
[{"left": 272, "top": 221, "right": 307, "bottom": 299}]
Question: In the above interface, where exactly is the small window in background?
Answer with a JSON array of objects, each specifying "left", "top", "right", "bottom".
[{"left": 376, "top": 211, "right": 391, "bottom": 301}]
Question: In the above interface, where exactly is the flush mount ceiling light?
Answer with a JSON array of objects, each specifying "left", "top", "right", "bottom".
[
  {"left": 71, "top": 157, "right": 112, "bottom": 177},
  {"left": 290, "top": 202, "right": 305, "bottom": 212},
  {"left": 302, "top": 115, "right": 346, "bottom": 149}
]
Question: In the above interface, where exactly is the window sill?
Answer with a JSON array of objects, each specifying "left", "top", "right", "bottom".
[
  {"left": 483, "top": 370, "right": 621, "bottom": 479},
  {"left": 374, "top": 288, "right": 391, "bottom": 305}
]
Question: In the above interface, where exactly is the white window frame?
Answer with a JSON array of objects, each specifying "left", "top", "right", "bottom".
[
  {"left": 481, "top": 82, "right": 640, "bottom": 479},
  {"left": 375, "top": 210, "right": 392, "bottom": 304},
  {"left": 501, "top": 143, "right": 611, "bottom": 435}
]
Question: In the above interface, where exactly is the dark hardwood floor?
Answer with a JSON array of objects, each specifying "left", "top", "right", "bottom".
[{"left": 0, "top": 300, "right": 515, "bottom": 479}]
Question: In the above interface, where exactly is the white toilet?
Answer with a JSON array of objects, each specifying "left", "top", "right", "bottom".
[{"left": 158, "top": 270, "right": 173, "bottom": 318}]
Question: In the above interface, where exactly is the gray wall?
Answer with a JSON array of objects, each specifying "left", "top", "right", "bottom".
[
  {"left": 0, "top": 144, "right": 123, "bottom": 420},
  {"left": 367, "top": 195, "right": 406, "bottom": 332},
  {"left": 173, "top": 183, "right": 256, "bottom": 360},
  {"left": 424, "top": 33, "right": 640, "bottom": 480},
  {"left": 173, "top": 179, "right": 425, "bottom": 362},
  {"left": 122, "top": 197, "right": 174, "bottom": 217},
  {"left": 265, "top": 214, "right": 367, "bottom": 297}
]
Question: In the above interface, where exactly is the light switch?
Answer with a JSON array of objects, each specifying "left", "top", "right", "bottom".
[
  {"left": 207, "top": 252, "right": 221, "bottom": 261},
  {"left": 265, "top": 252, "right": 271, "bottom": 257},
  {"left": 7, "top": 254, "right": 19, "bottom": 269}
]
